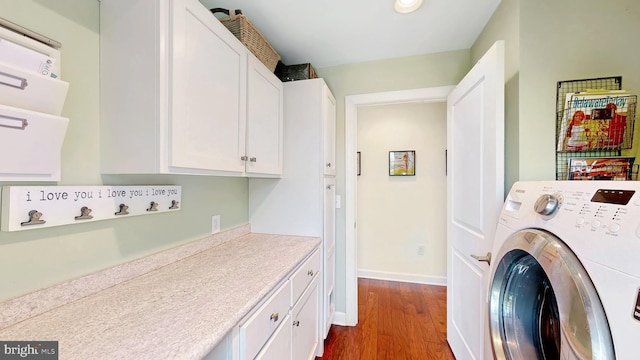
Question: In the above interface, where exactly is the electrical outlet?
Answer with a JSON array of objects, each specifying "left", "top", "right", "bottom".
[
  {"left": 211, "top": 215, "right": 220, "bottom": 234},
  {"left": 417, "top": 245, "right": 425, "bottom": 256}
]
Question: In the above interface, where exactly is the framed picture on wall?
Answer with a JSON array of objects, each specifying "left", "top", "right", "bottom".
[{"left": 389, "top": 150, "right": 415, "bottom": 176}]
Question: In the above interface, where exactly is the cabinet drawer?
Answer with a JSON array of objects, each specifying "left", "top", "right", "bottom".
[
  {"left": 291, "top": 250, "right": 320, "bottom": 306},
  {"left": 0, "top": 104, "right": 68, "bottom": 180},
  {"left": 254, "top": 313, "right": 291, "bottom": 360},
  {"left": 240, "top": 280, "right": 290, "bottom": 360},
  {"left": 0, "top": 62, "right": 69, "bottom": 116}
]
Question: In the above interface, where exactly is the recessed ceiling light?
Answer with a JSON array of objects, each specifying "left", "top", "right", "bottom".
[{"left": 394, "top": 0, "right": 424, "bottom": 13}]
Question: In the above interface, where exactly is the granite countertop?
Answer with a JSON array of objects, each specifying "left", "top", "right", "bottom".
[{"left": 0, "top": 230, "right": 320, "bottom": 359}]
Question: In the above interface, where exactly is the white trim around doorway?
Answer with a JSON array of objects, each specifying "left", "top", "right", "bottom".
[{"left": 344, "top": 85, "right": 454, "bottom": 326}]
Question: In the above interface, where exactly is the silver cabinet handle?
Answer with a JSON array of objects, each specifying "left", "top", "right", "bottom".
[
  {"left": 307, "top": 269, "right": 315, "bottom": 276},
  {"left": 270, "top": 313, "right": 279, "bottom": 322},
  {"left": 240, "top": 156, "right": 248, "bottom": 161},
  {"left": 293, "top": 320, "right": 300, "bottom": 327},
  {"left": 0, "top": 114, "right": 28, "bottom": 130},
  {"left": 471, "top": 252, "right": 492, "bottom": 265},
  {"left": 326, "top": 163, "right": 332, "bottom": 168},
  {"left": 250, "top": 157, "right": 257, "bottom": 162},
  {"left": 0, "top": 70, "right": 28, "bottom": 90}
]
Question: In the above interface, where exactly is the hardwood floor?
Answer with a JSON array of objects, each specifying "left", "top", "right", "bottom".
[{"left": 318, "top": 278, "right": 456, "bottom": 360}]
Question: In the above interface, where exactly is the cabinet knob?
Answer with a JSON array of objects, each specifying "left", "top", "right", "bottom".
[
  {"left": 250, "top": 157, "right": 257, "bottom": 162},
  {"left": 307, "top": 269, "right": 315, "bottom": 276},
  {"left": 240, "top": 156, "right": 248, "bottom": 161},
  {"left": 270, "top": 312, "right": 279, "bottom": 322},
  {"left": 293, "top": 320, "right": 300, "bottom": 327},
  {"left": 326, "top": 163, "right": 332, "bottom": 168}
]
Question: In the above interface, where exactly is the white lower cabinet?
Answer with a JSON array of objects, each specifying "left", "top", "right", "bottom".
[
  {"left": 292, "top": 278, "right": 320, "bottom": 360},
  {"left": 235, "top": 249, "right": 320, "bottom": 360},
  {"left": 255, "top": 314, "right": 291, "bottom": 360},
  {"left": 240, "top": 280, "right": 291, "bottom": 360},
  {"left": 324, "top": 250, "right": 336, "bottom": 337}
]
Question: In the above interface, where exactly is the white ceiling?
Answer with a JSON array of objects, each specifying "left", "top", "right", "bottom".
[{"left": 199, "top": 0, "right": 502, "bottom": 68}]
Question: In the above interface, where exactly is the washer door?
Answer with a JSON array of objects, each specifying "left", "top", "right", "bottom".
[{"left": 489, "top": 229, "right": 615, "bottom": 360}]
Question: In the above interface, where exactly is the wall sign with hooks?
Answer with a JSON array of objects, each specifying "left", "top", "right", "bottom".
[{"left": 0, "top": 185, "right": 181, "bottom": 232}]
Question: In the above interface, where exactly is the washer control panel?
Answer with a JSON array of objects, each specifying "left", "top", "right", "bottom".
[
  {"left": 557, "top": 188, "right": 635, "bottom": 237},
  {"left": 500, "top": 181, "right": 640, "bottom": 278}
]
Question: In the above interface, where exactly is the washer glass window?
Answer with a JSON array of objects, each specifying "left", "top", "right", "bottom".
[{"left": 489, "top": 230, "right": 614, "bottom": 360}]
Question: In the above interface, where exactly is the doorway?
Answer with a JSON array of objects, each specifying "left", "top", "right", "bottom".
[
  {"left": 356, "top": 101, "right": 447, "bottom": 284},
  {"left": 344, "top": 86, "right": 454, "bottom": 326}
]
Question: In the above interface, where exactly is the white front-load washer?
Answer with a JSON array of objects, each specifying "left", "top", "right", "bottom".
[{"left": 488, "top": 181, "right": 640, "bottom": 360}]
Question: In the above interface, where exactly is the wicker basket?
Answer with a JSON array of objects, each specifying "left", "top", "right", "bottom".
[{"left": 215, "top": 9, "right": 281, "bottom": 72}]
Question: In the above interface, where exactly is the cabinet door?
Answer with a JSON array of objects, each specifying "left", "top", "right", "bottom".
[
  {"left": 323, "top": 85, "right": 336, "bottom": 176},
  {"left": 292, "top": 277, "right": 320, "bottom": 360},
  {"left": 170, "top": 0, "right": 247, "bottom": 173},
  {"left": 246, "top": 54, "right": 283, "bottom": 176},
  {"left": 324, "top": 178, "right": 336, "bottom": 253},
  {"left": 324, "top": 250, "right": 335, "bottom": 339},
  {"left": 255, "top": 314, "right": 291, "bottom": 360},
  {"left": 323, "top": 178, "right": 336, "bottom": 338}
]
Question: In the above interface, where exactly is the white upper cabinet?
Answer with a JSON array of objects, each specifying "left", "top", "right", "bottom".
[
  {"left": 170, "top": 0, "right": 247, "bottom": 174},
  {"left": 323, "top": 86, "right": 336, "bottom": 176},
  {"left": 246, "top": 54, "right": 283, "bottom": 177},
  {"left": 100, "top": 0, "right": 282, "bottom": 177}
]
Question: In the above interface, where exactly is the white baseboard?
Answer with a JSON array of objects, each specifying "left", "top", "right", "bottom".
[
  {"left": 357, "top": 269, "right": 447, "bottom": 286},
  {"left": 332, "top": 311, "right": 348, "bottom": 326}
]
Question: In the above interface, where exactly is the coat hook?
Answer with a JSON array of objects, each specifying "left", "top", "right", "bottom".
[
  {"left": 21, "top": 210, "right": 46, "bottom": 226},
  {"left": 115, "top": 203, "right": 129, "bottom": 215},
  {"left": 169, "top": 200, "right": 179, "bottom": 209},
  {"left": 75, "top": 206, "right": 94, "bottom": 220},
  {"left": 147, "top": 201, "right": 158, "bottom": 212}
]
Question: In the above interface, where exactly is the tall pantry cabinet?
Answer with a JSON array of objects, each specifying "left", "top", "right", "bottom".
[{"left": 249, "top": 78, "right": 337, "bottom": 352}]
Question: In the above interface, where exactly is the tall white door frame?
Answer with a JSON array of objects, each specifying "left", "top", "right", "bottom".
[{"left": 343, "top": 86, "right": 455, "bottom": 326}]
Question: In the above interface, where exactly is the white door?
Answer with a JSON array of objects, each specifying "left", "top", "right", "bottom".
[{"left": 446, "top": 41, "right": 504, "bottom": 360}]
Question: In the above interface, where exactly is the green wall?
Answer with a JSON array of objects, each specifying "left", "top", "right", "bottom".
[
  {"left": 316, "top": 50, "right": 471, "bottom": 314},
  {"left": 471, "top": 0, "right": 520, "bottom": 193},
  {"left": 0, "top": 1, "right": 249, "bottom": 301},
  {"left": 473, "top": 0, "right": 640, "bottom": 187}
]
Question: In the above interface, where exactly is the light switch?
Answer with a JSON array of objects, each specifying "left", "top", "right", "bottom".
[{"left": 335, "top": 195, "right": 341, "bottom": 209}]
